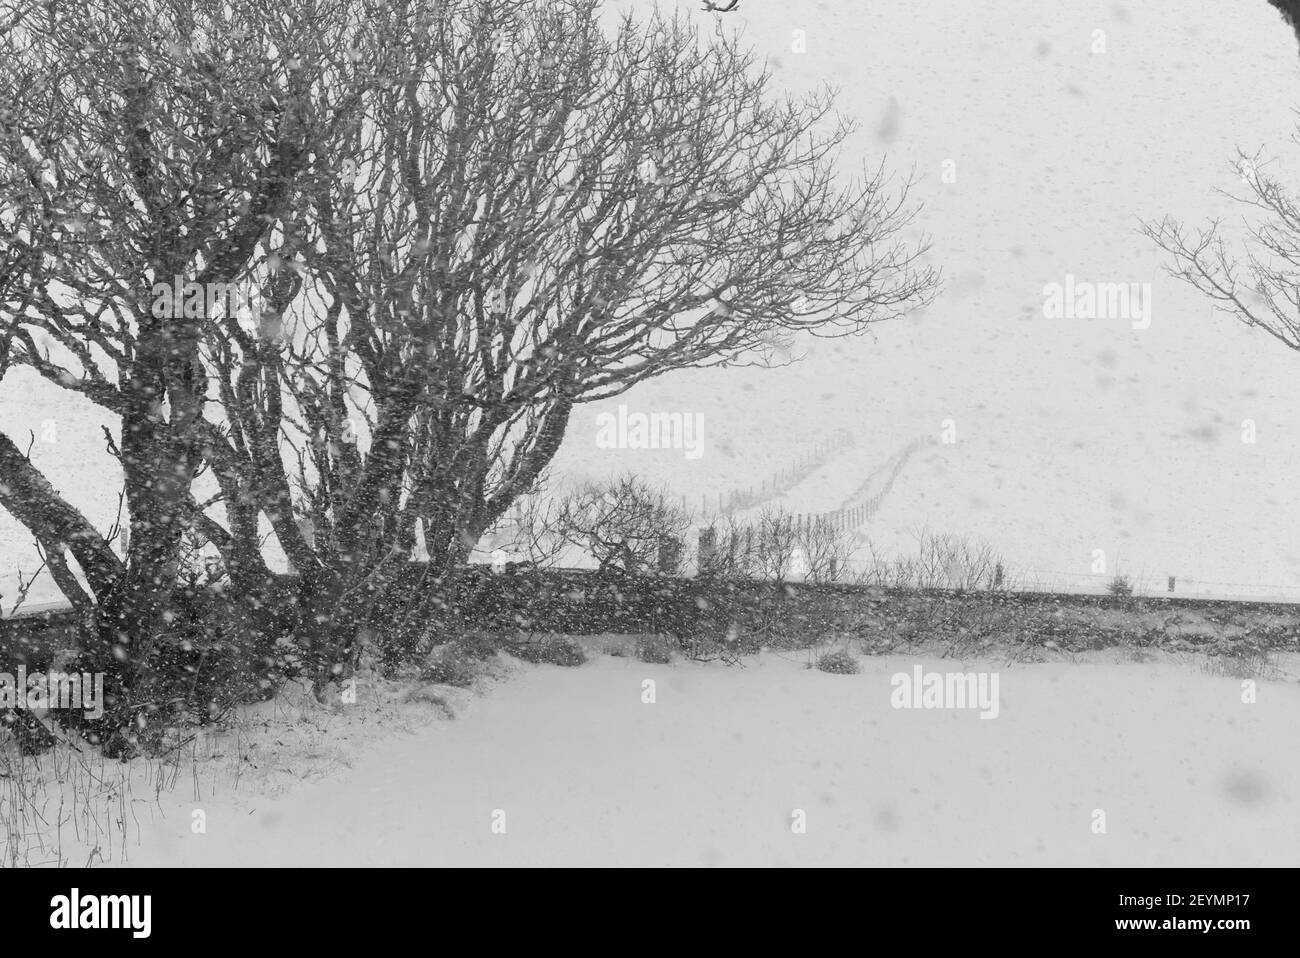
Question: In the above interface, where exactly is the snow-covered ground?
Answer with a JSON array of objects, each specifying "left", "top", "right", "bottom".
[{"left": 100, "top": 648, "right": 1299, "bottom": 868}]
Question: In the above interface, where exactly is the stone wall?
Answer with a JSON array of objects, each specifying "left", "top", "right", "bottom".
[{"left": 3, "top": 568, "right": 1297, "bottom": 662}]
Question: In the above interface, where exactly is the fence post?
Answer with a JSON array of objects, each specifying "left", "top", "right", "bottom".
[{"left": 697, "top": 528, "right": 718, "bottom": 578}]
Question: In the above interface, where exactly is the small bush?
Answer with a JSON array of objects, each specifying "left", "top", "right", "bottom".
[
  {"left": 816, "top": 648, "right": 860, "bottom": 674},
  {"left": 509, "top": 636, "right": 587, "bottom": 667},
  {"left": 635, "top": 634, "right": 674, "bottom": 664},
  {"left": 1106, "top": 575, "right": 1134, "bottom": 597},
  {"left": 0, "top": 709, "right": 58, "bottom": 755},
  {"left": 60, "top": 586, "right": 298, "bottom": 757},
  {"left": 454, "top": 629, "right": 502, "bottom": 660},
  {"left": 420, "top": 644, "right": 479, "bottom": 687},
  {"left": 679, "top": 633, "right": 723, "bottom": 661},
  {"left": 728, "top": 624, "right": 764, "bottom": 656}
]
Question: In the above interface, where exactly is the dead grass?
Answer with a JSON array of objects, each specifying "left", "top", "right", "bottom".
[{"left": 0, "top": 661, "right": 472, "bottom": 867}]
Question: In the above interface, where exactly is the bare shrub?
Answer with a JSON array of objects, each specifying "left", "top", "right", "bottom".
[
  {"left": 798, "top": 515, "right": 854, "bottom": 584},
  {"left": 635, "top": 634, "right": 675, "bottom": 664},
  {"left": 508, "top": 636, "right": 588, "bottom": 667},
  {"left": 857, "top": 528, "right": 1009, "bottom": 592},
  {"left": 816, "top": 648, "right": 860, "bottom": 674},
  {"left": 556, "top": 476, "right": 692, "bottom": 575}
]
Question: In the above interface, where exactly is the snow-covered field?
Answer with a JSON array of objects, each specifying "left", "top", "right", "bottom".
[{"left": 90, "top": 648, "right": 1296, "bottom": 868}]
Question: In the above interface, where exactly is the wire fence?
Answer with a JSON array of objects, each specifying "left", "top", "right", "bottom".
[
  {"left": 691, "top": 433, "right": 932, "bottom": 528},
  {"left": 989, "top": 568, "right": 1300, "bottom": 604},
  {"left": 689, "top": 427, "right": 857, "bottom": 519},
  {"left": 796, "top": 556, "right": 1300, "bottom": 604}
]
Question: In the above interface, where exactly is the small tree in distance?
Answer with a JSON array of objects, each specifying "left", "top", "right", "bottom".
[
  {"left": 551, "top": 475, "right": 691, "bottom": 571},
  {"left": 556, "top": 475, "right": 692, "bottom": 575},
  {"left": 1106, "top": 574, "right": 1134, "bottom": 598}
]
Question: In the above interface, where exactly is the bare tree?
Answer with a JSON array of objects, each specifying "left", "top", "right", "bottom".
[
  {"left": 1143, "top": 141, "right": 1300, "bottom": 355},
  {"left": 2, "top": 0, "right": 936, "bottom": 705},
  {"left": 556, "top": 475, "right": 692, "bottom": 575},
  {"left": 858, "top": 528, "right": 1006, "bottom": 591},
  {"left": 699, "top": 513, "right": 762, "bottom": 579},
  {"left": 0, "top": 0, "right": 379, "bottom": 750},
  {"left": 797, "top": 515, "right": 854, "bottom": 584},
  {"left": 752, "top": 508, "right": 800, "bottom": 582},
  {"left": 395, "top": 0, "right": 935, "bottom": 570},
  {"left": 493, "top": 482, "right": 568, "bottom": 569},
  {"left": 197, "top": 0, "right": 935, "bottom": 683},
  {"left": 705, "top": 507, "right": 848, "bottom": 583}
]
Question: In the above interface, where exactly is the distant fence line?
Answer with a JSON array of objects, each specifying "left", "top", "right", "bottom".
[
  {"left": 692, "top": 433, "right": 932, "bottom": 534},
  {"left": 835, "top": 435, "right": 931, "bottom": 518},
  {"left": 985, "top": 568, "right": 1300, "bottom": 604},
  {"left": 720, "top": 553, "right": 1300, "bottom": 605},
  {"left": 690, "top": 428, "right": 857, "bottom": 519}
]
